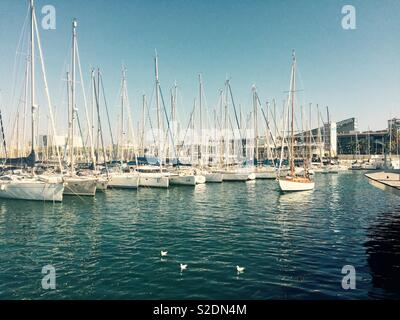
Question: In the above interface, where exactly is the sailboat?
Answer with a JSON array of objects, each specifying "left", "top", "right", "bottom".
[
  {"left": 216, "top": 80, "right": 254, "bottom": 181},
  {"left": 62, "top": 19, "right": 97, "bottom": 196},
  {"left": 191, "top": 74, "right": 221, "bottom": 183},
  {"left": 166, "top": 74, "right": 206, "bottom": 185},
  {"left": 0, "top": 0, "right": 64, "bottom": 201},
  {"left": 278, "top": 51, "right": 315, "bottom": 192},
  {"left": 136, "top": 53, "right": 169, "bottom": 188},
  {"left": 107, "top": 67, "right": 139, "bottom": 189},
  {"left": 251, "top": 87, "right": 278, "bottom": 179}
]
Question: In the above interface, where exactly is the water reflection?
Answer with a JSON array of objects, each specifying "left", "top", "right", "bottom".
[
  {"left": 365, "top": 206, "right": 400, "bottom": 299},
  {"left": 277, "top": 190, "right": 314, "bottom": 206}
]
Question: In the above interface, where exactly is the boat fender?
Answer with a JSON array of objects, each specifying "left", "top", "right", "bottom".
[{"left": 0, "top": 184, "right": 5, "bottom": 191}]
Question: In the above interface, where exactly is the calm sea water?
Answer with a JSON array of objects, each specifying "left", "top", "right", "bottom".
[{"left": 0, "top": 171, "right": 399, "bottom": 300}]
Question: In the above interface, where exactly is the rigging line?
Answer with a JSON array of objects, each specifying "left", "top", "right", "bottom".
[
  {"left": 93, "top": 74, "right": 108, "bottom": 172},
  {"left": 227, "top": 81, "right": 245, "bottom": 156},
  {"left": 99, "top": 71, "right": 115, "bottom": 154},
  {"left": 181, "top": 104, "right": 196, "bottom": 152},
  {"left": 76, "top": 112, "right": 89, "bottom": 164},
  {"left": 260, "top": 107, "right": 277, "bottom": 150},
  {"left": 0, "top": 109, "right": 8, "bottom": 160},
  {"left": 75, "top": 41, "right": 95, "bottom": 164},
  {"left": 255, "top": 94, "right": 278, "bottom": 149},
  {"left": 158, "top": 86, "right": 178, "bottom": 163},
  {"left": 145, "top": 84, "right": 158, "bottom": 149},
  {"left": 10, "top": 5, "right": 30, "bottom": 122},
  {"left": 33, "top": 10, "right": 63, "bottom": 171},
  {"left": 161, "top": 90, "right": 173, "bottom": 156},
  {"left": 263, "top": 97, "right": 280, "bottom": 141},
  {"left": 123, "top": 83, "right": 136, "bottom": 158},
  {"left": 8, "top": 82, "right": 26, "bottom": 152}
]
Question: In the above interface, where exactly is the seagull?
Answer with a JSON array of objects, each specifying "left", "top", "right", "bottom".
[
  {"left": 236, "top": 266, "right": 245, "bottom": 273},
  {"left": 161, "top": 251, "right": 168, "bottom": 257},
  {"left": 180, "top": 264, "right": 188, "bottom": 272}
]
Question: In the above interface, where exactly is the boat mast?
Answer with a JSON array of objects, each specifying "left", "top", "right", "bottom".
[
  {"left": 23, "top": 56, "right": 29, "bottom": 158},
  {"left": 326, "top": 106, "right": 331, "bottom": 160},
  {"left": 30, "top": 0, "right": 36, "bottom": 161},
  {"left": 224, "top": 84, "right": 229, "bottom": 168},
  {"left": 91, "top": 68, "right": 96, "bottom": 162},
  {"left": 389, "top": 118, "right": 392, "bottom": 158},
  {"left": 119, "top": 67, "right": 126, "bottom": 161},
  {"left": 252, "top": 85, "right": 258, "bottom": 165},
  {"left": 199, "top": 74, "right": 203, "bottom": 168},
  {"left": 290, "top": 51, "right": 296, "bottom": 176},
  {"left": 70, "top": 18, "right": 77, "bottom": 175},
  {"left": 154, "top": 51, "right": 163, "bottom": 171},
  {"left": 309, "top": 103, "right": 312, "bottom": 164},
  {"left": 141, "top": 94, "right": 146, "bottom": 155}
]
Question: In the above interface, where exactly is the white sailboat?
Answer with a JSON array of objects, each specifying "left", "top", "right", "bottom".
[
  {"left": 251, "top": 88, "right": 278, "bottom": 179},
  {"left": 0, "top": 0, "right": 64, "bottom": 202},
  {"left": 278, "top": 51, "right": 315, "bottom": 192},
  {"left": 137, "top": 53, "right": 169, "bottom": 188},
  {"left": 63, "top": 19, "right": 97, "bottom": 196},
  {"left": 137, "top": 166, "right": 169, "bottom": 188},
  {"left": 204, "top": 172, "right": 223, "bottom": 182},
  {"left": 214, "top": 80, "right": 254, "bottom": 182},
  {"left": 108, "top": 171, "right": 139, "bottom": 189},
  {"left": 106, "top": 68, "right": 140, "bottom": 189},
  {"left": 0, "top": 174, "right": 64, "bottom": 202}
]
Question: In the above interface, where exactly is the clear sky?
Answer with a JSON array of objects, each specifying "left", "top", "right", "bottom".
[{"left": 0, "top": 0, "right": 399, "bottom": 137}]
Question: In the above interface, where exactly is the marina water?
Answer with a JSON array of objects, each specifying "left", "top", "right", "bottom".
[{"left": 0, "top": 172, "right": 399, "bottom": 299}]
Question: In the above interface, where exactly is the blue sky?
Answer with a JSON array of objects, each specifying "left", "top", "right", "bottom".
[{"left": 0, "top": 0, "right": 399, "bottom": 135}]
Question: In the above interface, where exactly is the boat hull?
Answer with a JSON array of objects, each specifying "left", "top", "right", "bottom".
[
  {"left": 254, "top": 170, "right": 276, "bottom": 179},
  {"left": 139, "top": 173, "right": 169, "bottom": 188},
  {"left": 278, "top": 178, "right": 315, "bottom": 192},
  {"left": 222, "top": 173, "right": 250, "bottom": 181},
  {"left": 169, "top": 175, "right": 196, "bottom": 186},
  {"left": 365, "top": 172, "right": 400, "bottom": 196},
  {"left": 63, "top": 177, "right": 97, "bottom": 195},
  {"left": 205, "top": 173, "right": 223, "bottom": 183},
  {"left": 108, "top": 173, "right": 139, "bottom": 189},
  {"left": 0, "top": 181, "right": 64, "bottom": 202},
  {"left": 195, "top": 175, "right": 206, "bottom": 184},
  {"left": 96, "top": 178, "right": 108, "bottom": 191}
]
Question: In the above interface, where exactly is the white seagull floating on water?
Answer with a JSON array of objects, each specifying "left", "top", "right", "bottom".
[
  {"left": 161, "top": 251, "right": 168, "bottom": 257},
  {"left": 236, "top": 266, "right": 245, "bottom": 273},
  {"left": 180, "top": 264, "right": 188, "bottom": 272}
]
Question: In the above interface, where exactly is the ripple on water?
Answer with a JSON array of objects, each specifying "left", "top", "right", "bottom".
[{"left": 0, "top": 173, "right": 399, "bottom": 299}]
